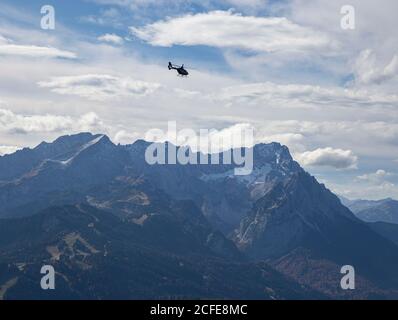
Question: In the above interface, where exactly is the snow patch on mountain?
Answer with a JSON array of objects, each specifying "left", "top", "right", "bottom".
[{"left": 60, "top": 135, "right": 105, "bottom": 166}]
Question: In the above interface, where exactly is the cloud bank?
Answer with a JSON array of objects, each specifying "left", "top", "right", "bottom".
[
  {"left": 131, "top": 10, "right": 334, "bottom": 53},
  {"left": 0, "top": 108, "right": 104, "bottom": 134},
  {"left": 296, "top": 147, "right": 358, "bottom": 169},
  {"left": 38, "top": 74, "right": 162, "bottom": 101},
  {"left": 213, "top": 82, "right": 398, "bottom": 108},
  {"left": 0, "top": 34, "right": 76, "bottom": 59}
]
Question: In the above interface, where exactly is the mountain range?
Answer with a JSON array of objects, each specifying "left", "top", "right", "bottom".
[
  {"left": 1, "top": 132, "right": 398, "bottom": 299},
  {"left": 341, "top": 197, "right": 398, "bottom": 224}
]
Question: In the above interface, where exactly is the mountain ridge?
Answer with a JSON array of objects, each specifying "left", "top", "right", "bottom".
[
  {"left": 342, "top": 197, "right": 398, "bottom": 224},
  {"left": 1, "top": 132, "right": 398, "bottom": 299}
]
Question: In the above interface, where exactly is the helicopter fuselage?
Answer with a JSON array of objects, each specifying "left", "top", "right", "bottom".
[
  {"left": 176, "top": 68, "right": 189, "bottom": 76},
  {"left": 169, "top": 62, "right": 189, "bottom": 76}
]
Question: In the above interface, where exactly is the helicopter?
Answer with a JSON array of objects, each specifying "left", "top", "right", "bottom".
[{"left": 168, "top": 62, "right": 189, "bottom": 76}]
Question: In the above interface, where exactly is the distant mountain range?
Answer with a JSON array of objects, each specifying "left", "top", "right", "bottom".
[
  {"left": 341, "top": 197, "right": 398, "bottom": 224},
  {"left": 1, "top": 133, "right": 398, "bottom": 299}
]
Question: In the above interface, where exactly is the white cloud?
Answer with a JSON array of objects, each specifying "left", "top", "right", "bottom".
[
  {"left": 77, "top": 112, "right": 106, "bottom": 132},
  {"left": 0, "top": 35, "right": 9, "bottom": 43},
  {"left": 213, "top": 82, "right": 398, "bottom": 108},
  {"left": 173, "top": 88, "right": 201, "bottom": 99},
  {"left": 330, "top": 180, "right": 398, "bottom": 201},
  {"left": 0, "top": 34, "right": 76, "bottom": 59},
  {"left": 130, "top": 10, "right": 334, "bottom": 53},
  {"left": 0, "top": 145, "right": 21, "bottom": 156},
  {"left": 0, "top": 44, "right": 77, "bottom": 59},
  {"left": 113, "top": 130, "right": 140, "bottom": 144},
  {"left": 258, "top": 133, "right": 304, "bottom": 149},
  {"left": 144, "top": 122, "right": 255, "bottom": 153},
  {"left": 38, "top": 74, "right": 162, "bottom": 101},
  {"left": 357, "top": 169, "right": 395, "bottom": 184},
  {"left": 211, "top": 82, "right": 398, "bottom": 107},
  {"left": 0, "top": 108, "right": 104, "bottom": 134},
  {"left": 296, "top": 147, "right": 358, "bottom": 169},
  {"left": 197, "top": 123, "right": 254, "bottom": 152},
  {"left": 341, "top": 169, "right": 398, "bottom": 200},
  {"left": 354, "top": 49, "right": 398, "bottom": 85},
  {"left": 97, "top": 33, "right": 124, "bottom": 45},
  {"left": 245, "top": 120, "right": 398, "bottom": 164}
]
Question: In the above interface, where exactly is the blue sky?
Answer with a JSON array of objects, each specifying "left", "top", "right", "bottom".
[{"left": 0, "top": 0, "right": 397, "bottom": 200}]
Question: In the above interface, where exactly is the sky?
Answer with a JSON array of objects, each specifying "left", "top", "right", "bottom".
[{"left": 0, "top": 0, "right": 397, "bottom": 200}]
